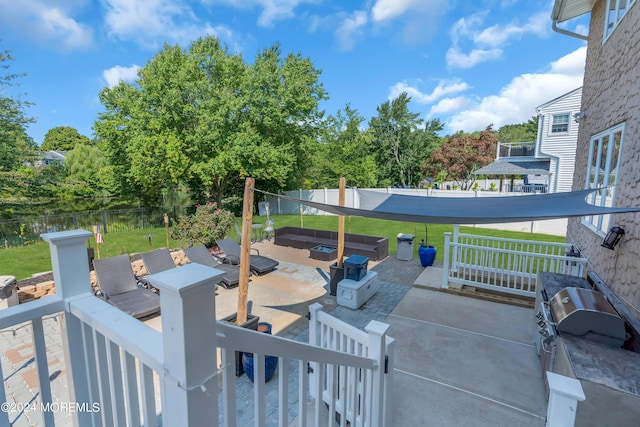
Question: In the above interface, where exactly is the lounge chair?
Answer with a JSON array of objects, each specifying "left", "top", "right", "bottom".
[
  {"left": 140, "top": 248, "right": 176, "bottom": 275},
  {"left": 216, "top": 238, "right": 279, "bottom": 275},
  {"left": 93, "top": 254, "right": 161, "bottom": 319},
  {"left": 183, "top": 245, "right": 241, "bottom": 289}
]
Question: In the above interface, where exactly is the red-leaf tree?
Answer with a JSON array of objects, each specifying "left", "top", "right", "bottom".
[{"left": 422, "top": 126, "right": 497, "bottom": 190}]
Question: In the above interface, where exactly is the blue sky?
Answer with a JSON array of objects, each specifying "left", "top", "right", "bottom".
[{"left": 1, "top": 0, "right": 588, "bottom": 145}]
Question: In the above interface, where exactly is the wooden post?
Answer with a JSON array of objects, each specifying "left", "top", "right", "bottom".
[
  {"left": 337, "top": 177, "right": 346, "bottom": 267},
  {"left": 237, "top": 177, "right": 254, "bottom": 325}
]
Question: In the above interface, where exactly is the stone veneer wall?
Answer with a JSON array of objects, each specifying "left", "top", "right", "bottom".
[{"left": 567, "top": 0, "right": 640, "bottom": 320}]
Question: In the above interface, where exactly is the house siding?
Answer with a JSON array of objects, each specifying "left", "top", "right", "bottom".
[
  {"left": 536, "top": 88, "right": 582, "bottom": 192},
  {"left": 567, "top": 0, "right": 640, "bottom": 319}
]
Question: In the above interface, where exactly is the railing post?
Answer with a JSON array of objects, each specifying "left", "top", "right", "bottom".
[
  {"left": 442, "top": 232, "right": 451, "bottom": 289},
  {"left": 308, "top": 303, "right": 323, "bottom": 399},
  {"left": 365, "top": 320, "right": 390, "bottom": 427},
  {"left": 546, "top": 372, "right": 585, "bottom": 427},
  {"left": 41, "top": 229, "right": 94, "bottom": 427},
  {"left": 452, "top": 225, "right": 460, "bottom": 272},
  {"left": 383, "top": 337, "right": 395, "bottom": 427},
  {"left": 147, "top": 263, "right": 225, "bottom": 426}
]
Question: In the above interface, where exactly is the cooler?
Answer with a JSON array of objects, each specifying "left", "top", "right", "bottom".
[
  {"left": 344, "top": 255, "right": 369, "bottom": 281},
  {"left": 337, "top": 271, "right": 378, "bottom": 309}
]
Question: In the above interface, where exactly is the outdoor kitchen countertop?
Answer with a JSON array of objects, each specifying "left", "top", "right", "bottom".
[
  {"left": 563, "top": 335, "right": 640, "bottom": 395},
  {"left": 538, "top": 272, "right": 591, "bottom": 298}
]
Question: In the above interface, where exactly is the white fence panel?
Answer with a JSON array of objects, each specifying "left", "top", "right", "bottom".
[{"left": 443, "top": 227, "right": 586, "bottom": 297}]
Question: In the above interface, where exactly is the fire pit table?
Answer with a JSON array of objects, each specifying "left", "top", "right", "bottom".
[{"left": 309, "top": 245, "right": 338, "bottom": 261}]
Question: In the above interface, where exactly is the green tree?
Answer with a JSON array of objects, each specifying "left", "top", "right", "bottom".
[
  {"left": 369, "top": 93, "right": 442, "bottom": 187},
  {"left": 0, "top": 48, "right": 36, "bottom": 173},
  {"left": 41, "top": 126, "right": 91, "bottom": 151},
  {"left": 496, "top": 116, "right": 539, "bottom": 143},
  {"left": 95, "top": 36, "right": 327, "bottom": 206},
  {"left": 63, "top": 144, "right": 113, "bottom": 197},
  {"left": 310, "top": 105, "right": 377, "bottom": 188},
  {"left": 422, "top": 126, "right": 497, "bottom": 190}
]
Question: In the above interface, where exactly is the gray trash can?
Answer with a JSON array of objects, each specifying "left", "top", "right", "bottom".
[{"left": 396, "top": 234, "right": 415, "bottom": 261}]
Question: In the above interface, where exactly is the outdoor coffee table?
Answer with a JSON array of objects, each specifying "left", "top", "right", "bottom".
[{"left": 309, "top": 245, "right": 338, "bottom": 261}]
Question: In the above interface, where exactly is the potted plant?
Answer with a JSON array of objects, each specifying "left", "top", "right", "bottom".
[
  {"left": 242, "top": 322, "right": 278, "bottom": 383},
  {"left": 418, "top": 224, "right": 437, "bottom": 267}
]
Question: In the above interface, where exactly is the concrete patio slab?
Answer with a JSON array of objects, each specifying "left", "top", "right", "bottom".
[
  {"left": 391, "top": 288, "right": 536, "bottom": 344},
  {"left": 392, "top": 370, "right": 545, "bottom": 427},
  {"left": 386, "top": 287, "right": 547, "bottom": 426}
]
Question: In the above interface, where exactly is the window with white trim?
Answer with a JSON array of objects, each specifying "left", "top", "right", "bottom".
[
  {"left": 604, "top": 0, "right": 637, "bottom": 40},
  {"left": 582, "top": 123, "right": 625, "bottom": 235},
  {"left": 551, "top": 113, "right": 570, "bottom": 134}
]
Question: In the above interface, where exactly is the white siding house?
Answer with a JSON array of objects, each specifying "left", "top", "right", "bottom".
[
  {"left": 475, "top": 87, "right": 581, "bottom": 193},
  {"left": 535, "top": 87, "right": 582, "bottom": 193}
]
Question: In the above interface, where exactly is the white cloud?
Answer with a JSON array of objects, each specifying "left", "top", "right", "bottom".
[
  {"left": 103, "top": 0, "right": 235, "bottom": 49},
  {"left": 103, "top": 65, "right": 141, "bottom": 88},
  {"left": 370, "top": 0, "right": 448, "bottom": 44},
  {"left": 473, "top": 11, "right": 549, "bottom": 47},
  {"left": 389, "top": 79, "right": 470, "bottom": 103},
  {"left": 335, "top": 11, "right": 368, "bottom": 51},
  {"left": 446, "top": 47, "right": 586, "bottom": 133},
  {"left": 447, "top": 9, "right": 551, "bottom": 69},
  {"left": 549, "top": 46, "right": 587, "bottom": 75},
  {"left": 445, "top": 47, "right": 502, "bottom": 69},
  {"left": 0, "top": 0, "right": 93, "bottom": 50},
  {"left": 205, "top": 0, "right": 316, "bottom": 27},
  {"left": 428, "top": 96, "right": 472, "bottom": 115},
  {"left": 371, "top": 0, "right": 426, "bottom": 22}
]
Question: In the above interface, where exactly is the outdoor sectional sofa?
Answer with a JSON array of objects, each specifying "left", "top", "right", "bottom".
[{"left": 274, "top": 226, "right": 388, "bottom": 261}]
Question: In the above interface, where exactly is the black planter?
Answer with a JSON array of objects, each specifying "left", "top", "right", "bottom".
[
  {"left": 221, "top": 313, "right": 259, "bottom": 376},
  {"left": 329, "top": 262, "right": 345, "bottom": 296}
]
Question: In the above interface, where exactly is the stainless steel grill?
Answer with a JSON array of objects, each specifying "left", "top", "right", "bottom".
[{"left": 548, "top": 287, "right": 626, "bottom": 347}]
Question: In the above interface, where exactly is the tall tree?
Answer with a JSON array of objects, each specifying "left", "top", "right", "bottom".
[
  {"left": 369, "top": 93, "right": 441, "bottom": 187},
  {"left": 309, "top": 105, "right": 377, "bottom": 188},
  {"left": 63, "top": 144, "right": 113, "bottom": 197},
  {"left": 422, "top": 126, "right": 497, "bottom": 190},
  {"left": 0, "top": 48, "right": 36, "bottom": 172},
  {"left": 41, "top": 126, "right": 91, "bottom": 151},
  {"left": 95, "top": 36, "right": 327, "bottom": 206},
  {"left": 496, "top": 116, "right": 539, "bottom": 143}
]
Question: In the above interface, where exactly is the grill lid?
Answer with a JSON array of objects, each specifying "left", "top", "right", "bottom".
[{"left": 549, "top": 287, "right": 626, "bottom": 346}]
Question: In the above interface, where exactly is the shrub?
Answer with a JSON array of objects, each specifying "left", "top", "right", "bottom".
[{"left": 170, "top": 202, "right": 235, "bottom": 248}]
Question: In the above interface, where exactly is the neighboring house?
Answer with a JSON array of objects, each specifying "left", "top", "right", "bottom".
[
  {"left": 474, "top": 87, "right": 582, "bottom": 193},
  {"left": 553, "top": 1, "right": 640, "bottom": 317},
  {"left": 535, "top": 87, "right": 582, "bottom": 193},
  {"left": 36, "top": 150, "right": 68, "bottom": 166}
]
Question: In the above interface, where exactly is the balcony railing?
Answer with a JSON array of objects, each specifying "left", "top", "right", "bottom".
[
  {"left": 0, "top": 230, "right": 392, "bottom": 427},
  {"left": 443, "top": 226, "right": 586, "bottom": 297},
  {"left": 498, "top": 141, "right": 536, "bottom": 158}
]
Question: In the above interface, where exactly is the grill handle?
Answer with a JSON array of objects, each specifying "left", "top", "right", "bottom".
[{"left": 542, "top": 301, "right": 557, "bottom": 327}]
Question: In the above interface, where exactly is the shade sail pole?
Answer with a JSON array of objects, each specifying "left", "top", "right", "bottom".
[
  {"left": 337, "top": 177, "right": 346, "bottom": 267},
  {"left": 236, "top": 177, "right": 254, "bottom": 325}
]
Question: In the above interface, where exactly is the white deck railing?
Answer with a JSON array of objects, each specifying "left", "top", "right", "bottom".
[
  {"left": 0, "top": 230, "right": 392, "bottom": 427},
  {"left": 308, "top": 304, "right": 394, "bottom": 427},
  {"left": 443, "top": 226, "right": 587, "bottom": 297}
]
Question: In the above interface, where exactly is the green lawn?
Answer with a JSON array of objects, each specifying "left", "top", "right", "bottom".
[{"left": 1, "top": 214, "right": 565, "bottom": 280}]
